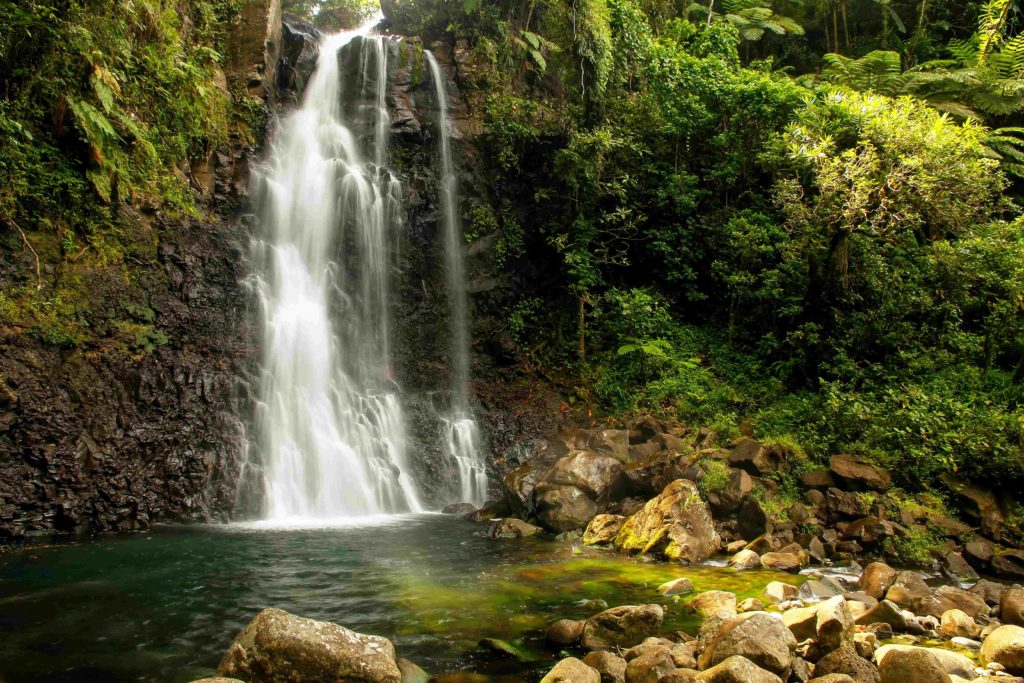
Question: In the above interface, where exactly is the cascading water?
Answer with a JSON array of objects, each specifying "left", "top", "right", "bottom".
[
  {"left": 426, "top": 53, "right": 489, "bottom": 506},
  {"left": 251, "top": 20, "right": 423, "bottom": 520}
]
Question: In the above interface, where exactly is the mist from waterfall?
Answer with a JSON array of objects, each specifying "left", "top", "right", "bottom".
[
  {"left": 426, "top": 52, "right": 488, "bottom": 506},
  {"left": 251, "top": 20, "right": 423, "bottom": 520}
]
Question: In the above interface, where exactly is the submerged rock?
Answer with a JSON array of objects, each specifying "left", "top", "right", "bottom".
[
  {"left": 217, "top": 608, "right": 401, "bottom": 683},
  {"left": 613, "top": 479, "right": 721, "bottom": 564}
]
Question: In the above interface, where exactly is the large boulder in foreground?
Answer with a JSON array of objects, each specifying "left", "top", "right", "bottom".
[
  {"left": 697, "top": 612, "right": 797, "bottom": 677},
  {"left": 581, "top": 604, "right": 665, "bottom": 650},
  {"left": 981, "top": 624, "right": 1024, "bottom": 675},
  {"left": 614, "top": 480, "right": 721, "bottom": 564},
  {"left": 217, "top": 608, "right": 401, "bottom": 683}
]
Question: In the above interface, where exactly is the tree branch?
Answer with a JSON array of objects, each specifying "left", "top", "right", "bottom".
[{"left": 8, "top": 220, "right": 42, "bottom": 291}]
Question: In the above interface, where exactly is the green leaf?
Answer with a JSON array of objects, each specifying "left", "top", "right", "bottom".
[{"left": 463, "top": 0, "right": 481, "bottom": 13}]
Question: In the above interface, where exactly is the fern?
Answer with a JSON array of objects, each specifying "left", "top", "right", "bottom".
[{"left": 617, "top": 337, "right": 674, "bottom": 360}]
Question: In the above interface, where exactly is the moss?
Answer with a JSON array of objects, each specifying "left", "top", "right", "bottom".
[
  {"left": 696, "top": 458, "right": 730, "bottom": 499},
  {"left": 885, "top": 524, "right": 944, "bottom": 567}
]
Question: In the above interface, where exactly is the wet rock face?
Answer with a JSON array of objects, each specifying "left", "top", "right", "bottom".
[{"left": 0, "top": 215, "right": 256, "bottom": 540}]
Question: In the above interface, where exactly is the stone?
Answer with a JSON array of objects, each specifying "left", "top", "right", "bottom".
[
  {"left": 1002, "top": 586, "right": 1024, "bottom": 626},
  {"left": 698, "top": 612, "right": 797, "bottom": 676},
  {"left": 737, "top": 598, "right": 764, "bottom": 613},
  {"left": 623, "top": 638, "right": 672, "bottom": 662},
  {"left": 502, "top": 464, "right": 541, "bottom": 517},
  {"left": 535, "top": 484, "right": 599, "bottom": 533},
  {"left": 658, "top": 578, "right": 695, "bottom": 596},
  {"left": 884, "top": 572, "right": 930, "bottom": 614},
  {"left": 478, "top": 638, "right": 528, "bottom": 661},
  {"left": 760, "top": 552, "right": 804, "bottom": 573},
  {"left": 854, "top": 632, "right": 878, "bottom": 659},
  {"left": 801, "top": 578, "right": 844, "bottom": 601},
  {"left": 548, "top": 619, "right": 586, "bottom": 647},
  {"left": 659, "top": 670, "right": 699, "bottom": 682},
  {"left": 940, "top": 609, "right": 979, "bottom": 638},
  {"left": 707, "top": 469, "right": 753, "bottom": 514},
  {"left": 568, "top": 429, "right": 630, "bottom": 460},
  {"left": 817, "top": 596, "right": 856, "bottom": 652},
  {"left": 874, "top": 645, "right": 974, "bottom": 679},
  {"left": 217, "top": 608, "right": 401, "bottom": 683},
  {"left": 808, "top": 676, "right": 856, "bottom": 683},
  {"left": 784, "top": 604, "right": 823, "bottom": 641},
  {"left": 843, "top": 516, "right": 889, "bottom": 545},
  {"left": 624, "top": 649, "right": 676, "bottom": 683},
  {"left": 695, "top": 655, "right": 783, "bottom": 683},
  {"left": 737, "top": 498, "right": 772, "bottom": 541},
  {"left": 877, "top": 647, "right": 951, "bottom": 683},
  {"left": 669, "top": 642, "right": 698, "bottom": 669},
  {"left": 687, "top": 591, "right": 737, "bottom": 618},
  {"left": 541, "top": 657, "right": 601, "bottom": 683},
  {"left": 546, "top": 451, "right": 627, "bottom": 500},
  {"left": 728, "top": 439, "right": 788, "bottom": 475},
  {"left": 614, "top": 480, "right": 721, "bottom": 564},
  {"left": 488, "top": 517, "right": 542, "bottom": 539},
  {"left": 583, "top": 651, "right": 627, "bottom": 683},
  {"left": 981, "top": 624, "right": 1024, "bottom": 675},
  {"left": 970, "top": 578, "right": 1005, "bottom": 607},
  {"left": 728, "top": 549, "right": 761, "bottom": 570},
  {"left": 827, "top": 489, "right": 870, "bottom": 519},
  {"left": 801, "top": 470, "right": 836, "bottom": 489},
  {"left": 932, "top": 585, "right": 989, "bottom": 620},
  {"left": 993, "top": 550, "right": 1024, "bottom": 579},
  {"left": 442, "top": 502, "right": 477, "bottom": 515},
  {"left": 765, "top": 582, "right": 799, "bottom": 603},
  {"left": 397, "top": 659, "right": 429, "bottom": 683},
  {"left": 829, "top": 455, "right": 891, "bottom": 491},
  {"left": 190, "top": 679, "right": 245, "bottom": 683},
  {"left": 814, "top": 646, "right": 881, "bottom": 683},
  {"left": 941, "top": 475, "right": 1005, "bottom": 539},
  {"left": 584, "top": 514, "right": 627, "bottom": 545},
  {"left": 937, "top": 551, "right": 978, "bottom": 581},
  {"left": 582, "top": 605, "right": 665, "bottom": 650},
  {"left": 965, "top": 538, "right": 995, "bottom": 568}
]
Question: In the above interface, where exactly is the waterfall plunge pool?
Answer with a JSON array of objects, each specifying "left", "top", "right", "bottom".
[{"left": 0, "top": 515, "right": 803, "bottom": 682}]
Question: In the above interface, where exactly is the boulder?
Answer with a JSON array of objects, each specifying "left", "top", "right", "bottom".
[
  {"left": 568, "top": 429, "right": 630, "bottom": 460},
  {"left": 614, "top": 480, "right": 721, "bottom": 564},
  {"left": 658, "top": 578, "right": 695, "bottom": 596},
  {"left": 801, "top": 578, "right": 844, "bottom": 601},
  {"left": 442, "top": 502, "right": 477, "bottom": 515},
  {"left": 728, "top": 439, "right": 788, "bottom": 475},
  {"left": 397, "top": 659, "right": 429, "bottom": 683},
  {"left": 941, "top": 475, "right": 1005, "bottom": 538},
  {"left": 727, "top": 549, "right": 761, "bottom": 570},
  {"left": 541, "top": 657, "right": 601, "bottom": 683},
  {"left": 981, "top": 624, "right": 1024, "bottom": 675},
  {"left": 760, "top": 552, "right": 804, "bottom": 573},
  {"left": 535, "top": 484, "right": 599, "bottom": 533},
  {"left": 583, "top": 650, "right": 627, "bottom": 683},
  {"left": 687, "top": 591, "right": 737, "bottom": 618},
  {"left": 817, "top": 596, "right": 855, "bottom": 652},
  {"left": 216, "top": 608, "right": 401, "bottom": 683},
  {"left": 695, "top": 655, "right": 783, "bottom": 683},
  {"left": 698, "top": 612, "right": 797, "bottom": 676},
  {"left": 1002, "top": 586, "right": 1024, "bottom": 626},
  {"left": 737, "top": 598, "right": 764, "bottom": 613},
  {"left": 546, "top": 451, "right": 627, "bottom": 500},
  {"left": 828, "top": 455, "right": 891, "bottom": 491},
  {"left": 873, "top": 645, "right": 974, "bottom": 679},
  {"left": 826, "top": 489, "right": 869, "bottom": 519},
  {"left": 707, "top": 469, "right": 753, "bottom": 514},
  {"left": 582, "top": 605, "right": 665, "bottom": 650},
  {"left": 489, "top": 518, "right": 542, "bottom": 539},
  {"left": 584, "top": 514, "right": 627, "bottom": 545},
  {"left": 936, "top": 551, "right": 978, "bottom": 581},
  {"left": 621, "top": 452, "right": 688, "bottom": 498},
  {"left": 737, "top": 499, "right": 772, "bottom": 541},
  {"left": 993, "top": 549, "right": 1024, "bottom": 579},
  {"left": 190, "top": 679, "right": 244, "bottom": 683},
  {"left": 884, "top": 572, "right": 930, "bottom": 614},
  {"left": 783, "top": 604, "right": 823, "bottom": 641},
  {"left": 808, "top": 676, "right": 856, "bottom": 683},
  {"left": 801, "top": 470, "right": 836, "bottom": 489},
  {"left": 876, "top": 647, "right": 950, "bottom": 683},
  {"left": 969, "top": 578, "right": 1004, "bottom": 606},
  {"left": 939, "top": 609, "right": 979, "bottom": 638},
  {"left": 965, "top": 538, "right": 995, "bottom": 568},
  {"left": 547, "top": 619, "right": 586, "bottom": 647},
  {"left": 932, "top": 585, "right": 989, "bottom": 620},
  {"left": 813, "top": 646, "right": 881, "bottom": 683},
  {"left": 625, "top": 649, "right": 676, "bottom": 683},
  {"left": 765, "top": 582, "right": 799, "bottom": 603},
  {"left": 854, "top": 600, "right": 906, "bottom": 631},
  {"left": 502, "top": 464, "right": 541, "bottom": 517}
]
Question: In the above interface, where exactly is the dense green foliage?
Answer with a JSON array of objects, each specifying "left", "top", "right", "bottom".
[{"left": 385, "top": 0, "right": 1024, "bottom": 495}]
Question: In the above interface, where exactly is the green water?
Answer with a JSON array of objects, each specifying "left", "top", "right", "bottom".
[{"left": 0, "top": 515, "right": 800, "bottom": 682}]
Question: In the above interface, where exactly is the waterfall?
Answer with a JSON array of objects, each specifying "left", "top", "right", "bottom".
[
  {"left": 426, "top": 53, "right": 489, "bottom": 506},
  {"left": 251, "top": 21, "right": 422, "bottom": 520}
]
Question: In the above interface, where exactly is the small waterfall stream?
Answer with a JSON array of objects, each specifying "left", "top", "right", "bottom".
[
  {"left": 426, "top": 53, "right": 489, "bottom": 506},
  {"left": 249, "top": 20, "right": 487, "bottom": 520}
]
